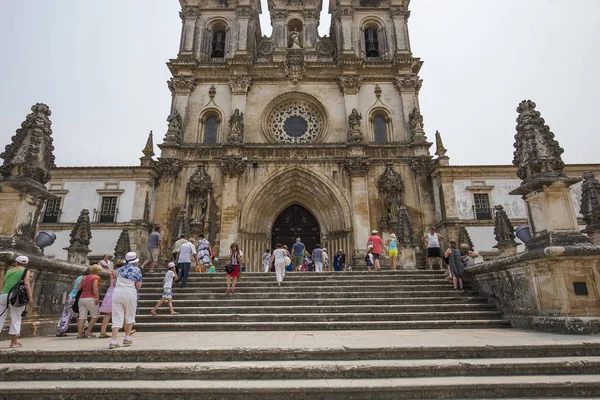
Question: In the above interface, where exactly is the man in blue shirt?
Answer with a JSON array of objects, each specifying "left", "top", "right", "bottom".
[{"left": 291, "top": 238, "right": 305, "bottom": 271}]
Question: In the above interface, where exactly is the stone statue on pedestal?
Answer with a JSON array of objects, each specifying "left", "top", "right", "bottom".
[{"left": 228, "top": 109, "right": 244, "bottom": 143}]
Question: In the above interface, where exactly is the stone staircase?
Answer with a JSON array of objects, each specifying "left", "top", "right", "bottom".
[{"left": 134, "top": 269, "right": 509, "bottom": 331}]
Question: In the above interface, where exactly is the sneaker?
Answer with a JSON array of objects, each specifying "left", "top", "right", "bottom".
[
  {"left": 123, "top": 339, "right": 133, "bottom": 347},
  {"left": 109, "top": 342, "right": 120, "bottom": 349}
]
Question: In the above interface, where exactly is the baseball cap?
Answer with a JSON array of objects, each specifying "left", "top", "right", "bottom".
[
  {"left": 15, "top": 255, "right": 29, "bottom": 264},
  {"left": 168, "top": 262, "right": 176, "bottom": 268}
]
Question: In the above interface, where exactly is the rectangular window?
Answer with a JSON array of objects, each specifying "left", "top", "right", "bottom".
[
  {"left": 100, "top": 196, "right": 118, "bottom": 223},
  {"left": 474, "top": 194, "right": 491, "bottom": 220},
  {"left": 42, "top": 198, "right": 61, "bottom": 223}
]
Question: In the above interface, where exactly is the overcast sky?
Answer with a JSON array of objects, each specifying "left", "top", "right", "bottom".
[{"left": 1, "top": 0, "right": 599, "bottom": 167}]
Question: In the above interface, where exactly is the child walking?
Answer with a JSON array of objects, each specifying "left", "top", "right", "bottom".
[
  {"left": 151, "top": 263, "right": 179, "bottom": 316},
  {"left": 365, "top": 246, "right": 375, "bottom": 271}
]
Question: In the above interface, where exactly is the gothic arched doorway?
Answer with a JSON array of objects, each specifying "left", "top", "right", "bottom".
[{"left": 271, "top": 204, "right": 320, "bottom": 253}]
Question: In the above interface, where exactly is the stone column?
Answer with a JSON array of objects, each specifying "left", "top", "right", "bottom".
[
  {"left": 64, "top": 209, "right": 92, "bottom": 265},
  {"left": 218, "top": 157, "right": 247, "bottom": 257},
  {"left": 338, "top": 75, "right": 363, "bottom": 143},
  {"left": 345, "top": 158, "right": 370, "bottom": 256},
  {"left": 228, "top": 76, "right": 252, "bottom": 118},
  {"left": 334, "top": 7, "right": 355, "bottom": 56},
  {"left": 179, "top": 6, "right": 200, "bottom": 55},
  {"left": 235, "top": 7, "right": 252, "bottom": 54},
  {"left": 153, "top": 159, "right": 183, "bottom": 254},
  {"left": 0, "top": 103, "right": 56, "bottom": 254},
  {"left": 303, "top": 10, "right": 318, "bottom": 48},
  {"left": 390, "top": 6, "right": 411, "bottom": 55}
]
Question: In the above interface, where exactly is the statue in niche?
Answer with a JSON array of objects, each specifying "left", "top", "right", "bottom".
[
  {"left": 386, "top": 195, "right": 401, "bottom": 220},
  {"left": 348, "top": 108, "right": 362, "bottom": 132},
  {"left": 167, "top": 110, "right": 182, "bottom": 132},
  {"left": 289, "top": 29, "right": 301, "bottom": 49},
  {"left": 189, "top": 195, "right": 207, "bottom": 222}
]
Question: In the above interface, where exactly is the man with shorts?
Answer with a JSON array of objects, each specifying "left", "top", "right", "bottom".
[
  {"left": 141, "top": 226, "right": 161, "bottom": 273},
  {"left": 292, "top": 238, "right": 305, "bottom": 271},
  {"left": 366, "top": 230, "right": 383, "bottom": 271},
  {"left": 422, "top": 226, "right": 444, "bottom": 270}
]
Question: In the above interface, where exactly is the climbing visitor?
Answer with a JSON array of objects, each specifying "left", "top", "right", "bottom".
[
  {"left": 0, "top": 255, "right": 33, "bottom": 348},
  {"left": 225, "top": 243, "right": 244, "bottom": 294},
  {"left": 444, "top": 241, "right": 465, "bottom": 291},
  {"left": 333, "top": 249, "right": 346, "bottom": 272},
  {"left": 366, "top": 230, "right": 383, "bottom": 271},
  {"left": 196, "top": 234, "right": 212, "bottom": 272},
  {"left": 263, "top": 249, "right": 272, "bottom": 272},
  {"left": 141, "top": 225, "right": 162, "bottom": 273},
  {"left": 171, "top": 234, "right": 188, "bottom": 268},
  {"left": 283, "top": 245, "right": 293, "bottom": 272},
  {"left": 98, "top": 254, "right": 111, "bottom": 269},
  {"left": 365, "top": 246, "right": 375, "bottom": 271},
  {"left": 322, "top": 248, "right": 329, "bottom": 271},
  {"left": 385, "top": 233, "right": 400, "bottom": 271},
  {"left": 422, "top": 227, "right": 444, "bottom": 271},
  {"left": 99, "top": 261, "right": 121, "bottom": 338},
  {"left": 291, "top": 238, "right": 305, "bottom": 271},
  {"left": 312, "top": 244, "right": 324, "bottom": 272},
  {"left": 76, "top": 264, "right": 103, "bottom": 338},
  {"left": 271, "top": 244, "right": 289, "bottom": 286},
  {"left": 151, "top": 263, "right": 179, "bottom": 316},
  {"left": 56, "top": 268, "right": 89, "bottom": 337},
  {"left": 460, "top": 243, "right": 479, "bottom": 267},
  {"left": 178, "top": 238, "right": 198, "bottom": 288},
  {"left": 109, "top": 252, "right": 143, "bottom": 349}
]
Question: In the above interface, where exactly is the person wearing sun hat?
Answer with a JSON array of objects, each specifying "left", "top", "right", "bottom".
[
  {"left": 109, "top": 252, "right": 143, "bottom": 349},
  {"left": 0, "top": 255, "right": 33, "bottom": 348}
]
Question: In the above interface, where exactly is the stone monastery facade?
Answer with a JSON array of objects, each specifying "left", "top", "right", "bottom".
[{"left": 35, "top": 0, "right": 599, "bottom": 268}]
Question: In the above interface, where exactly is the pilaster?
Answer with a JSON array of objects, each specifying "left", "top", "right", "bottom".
[
  {"left": 389, "top": 5, "right": 411, "bottom": 55},
  {"left": 344, "top": 158, "right": 370, "bottom": 255},
  {"left": 179, "top": 6, "right": 200, "bottom": 56},
  {"left": 218, "top": 157, "right": 248, "bottom": 256}
]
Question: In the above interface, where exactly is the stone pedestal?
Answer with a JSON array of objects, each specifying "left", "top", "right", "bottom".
[
  {"left": 496, "top": 245, "right": 519, "bottom": 258},
  {"left": 0, "top": 180, "right": 54, "bottom": 254},
  {"left": 401, "top": 247, "right": 416, "bottom": 269},
  {"left": 65, "top": 246, "right": 91, "bottom": 265}
]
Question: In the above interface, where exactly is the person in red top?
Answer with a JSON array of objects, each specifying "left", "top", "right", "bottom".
[
  {"left": 77, "top": 264, "right": 102, "bottom": 338},
  {"left": 366, "top": 230, "right": 383, "bottom": 271}
]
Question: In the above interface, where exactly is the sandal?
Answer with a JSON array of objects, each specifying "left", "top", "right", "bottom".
[
  {"left": 151, "top": 310, "right": 157, "bottom": 316},
  {"left": 99, "top": 333, "right": 111, "bottom": 338},
  {"left": 56, "top": 332, "right": 68, "bottom": 337},
  {"left": 76, "top": 335, "right": 88, "bottom": 339},
  {"left": 85, "top": 332, "right": 97, "bottom": 338},
  {"left": 170, "top": 311, "right": 179, "bottom": 315},
  {"left": 9, "top": 342, "right": 22, "bottom": 348},
  {"left": 130, "top": 329, "right": 137, "bottom": 335}
]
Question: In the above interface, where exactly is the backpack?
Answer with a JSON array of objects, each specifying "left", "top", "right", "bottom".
[{"left": 8, "top": 268, "right": 30, "bottom": 307}]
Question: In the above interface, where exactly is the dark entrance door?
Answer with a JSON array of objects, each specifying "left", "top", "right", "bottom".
[{"left": 271, "top": 205, "right": 320, "bottom": 254}]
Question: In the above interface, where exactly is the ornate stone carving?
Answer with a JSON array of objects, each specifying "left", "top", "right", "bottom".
[
  {"left": 458, "top": 226, "right": 475, "bottom": 250},
  {"left": 69, "top": 209, "right": 92, "bottom": 248},
  {"left": 315, "top": 36, "right": 335, "bottom": 56},
  {"left": 114, "top": 228, "right": 132, "bottom": 260},
  {"left": 236, "top": 6, "right": 252, "bottom": 17},
  {"left": 374, "top": 84, "right": 382, "bottom": 99},
  {"left": 512, "top": 100, "right": 566, "bottom": 185},
  {"left": 333, "top": 6, "right": 354, "bottom": 19},
  {"left": 180, "top": 6, "right": 200, "bottom": 19},
  {"left": 302, "top": 10, "right": 319, "bottom": 19},
  {"left": 408, "top": 107, "right": 427, "bottom": 143},
  {"left": 338, "top": 75, "right": 363, "bottom": 94},
  {"left": 409, "top": 157, "right": 433, "bottom": 176},
  {"left": 173, "top": 209, "right": 191, "bottom": 240},
  {"left": 378, "top": 165, "right": 405, "bottom": 195},
  {"left": 167, "top": 75, "right": 197, "bottom": 94},
  {"left": 220, "top": 157, "right": 247, "bottom": 177},
  {"left": 143, "top": 192, "right": 150, "bottom": 221},
  {"left": 395, "top": 206, "right": 414, "bottom": 244},
  {"left": 187, "top": 165, "right": 212, "bottom": 225},
  {"left": 378, "top": 166, "right": 409, "bottom": 238},
  {"left": 163, "top": 110, "right": 183, "bottom": 145},
  {"left": 435, "top": 130, "right": 447, "bottom": 157},
  {"left": 228, "top": 75, "right": 252, "bottom": 95},
  {"left": 272, "top": 10, "right": 288, "bottom": 20},
  {"left": 269, "top": 101, "right": 324, "bottom": 144},
  {"left": 581, "top": 172, "right": 600, "bottom": 234},
  {"left": 347, "top": 108, "right": 363, "bottom": 143},
  {"left": 209, "top": 85, "right": 216, "bottom": 99},
  {"left": 394, "top": 75, "right": 423, "bottom": 94},
  {"left": 258, "top": 36, "right": 274, "bottom": 55},
  {"left": 390, "top": 5, "right": 411, "bottom": 19},
  {"left": 493, "top": 205, "right": 518, "bottom": 249},
  {"left": 0, "top": 103, "right": 56, "bottom": 187},
  {"left": 284, "top": 51, "right": 306, "bottom": 84},
  {"left": 156, "top": 158, "right": 183, "bottom": 178},
  {"left": 227, "top": 109, "right": 244, "bottom": 143},
  {"left": 289, "top": 29, "right": 302, "bottom": 49},
  {"left": 343, "top": 158, "right": 368, "bottom": 176}
]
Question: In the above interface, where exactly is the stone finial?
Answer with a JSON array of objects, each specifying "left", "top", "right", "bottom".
[
  {"left": 173, "top": 209, "right": 190, "bottom": 240},
  {"left": 512, "top": 100, "right": 566, "bottom": 185},
  {"left": 493, "top": 205, "right": 518, "bottom": 255},
  {"left": 163, "top": 110, "right": 183, "bottom": 145},
  {"left": 0, "top": 103, "right": 56, "bottom": 187},
  {"left": 347, "top": 108, "right": 363, "bottom": 143},
  {"left": 581, "top": 172, "right": 600, "bottom": 235},
  {"left": 69, "top": 209, "right": 92, "bottom": 248},
  {"left": 458, "top": 226, "right": 474, "bottom": 251},
  {"left": 408, "top": 107, "right": 427, "bottom": 143},
  {"left": 140, "top": 131, "right": 155, "bottom": 166},
  {"left": 435, "top": 130, "right": 447, "bottom": 157},
  {"left": 187, "top": 164, "right": 213, "bottom": 194},
  {"left": 114, "top": 228, "right": 131, "bottom": 259},
  {"left": 227, "top": 109, "right": 244, "bottom": 143}
]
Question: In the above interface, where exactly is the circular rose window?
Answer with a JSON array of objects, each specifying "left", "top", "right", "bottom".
[{"left": 263, "top": 93, "right": 328, "bottom": 144}]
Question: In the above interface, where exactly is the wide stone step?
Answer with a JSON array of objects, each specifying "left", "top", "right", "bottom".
[
  {"left": 3, "top": 375, "right": 600, "bottom": 399},
  {"left": 141, "top": 271, "right": 446, "bottom": 278},
  {"left": 140, "top": 278, "right": 456, "bottom": 287},
  {"left": 136, "top": 296, "right": 489, "bottom": 307},
  {"left": 136, "top": 285, "right": 464, "bottom": 295},
  {"left": 138, "top": 303, "right": 497, "bottom": 314},
  {"left": 122, "top": 319, "right": 511, "bottom": 331},
  {"left": 3, "top": 357, "right": 600, "bottom": 381},
  {"left": 137, "top": 290, "right": 481, "bottom": 300}
]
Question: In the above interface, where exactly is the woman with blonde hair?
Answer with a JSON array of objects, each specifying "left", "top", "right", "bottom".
[
  {"left": 460, "top": 243, "right": 479, "bottom": 267},
  {"left": 385, "top": 233, "right": 400, "bottom": 271},
  {"left": 444, "top": 241, "right": 465, "bottom": 291},
  {"left": 77, "top": 264, "right": 103, "bottom": 338}
]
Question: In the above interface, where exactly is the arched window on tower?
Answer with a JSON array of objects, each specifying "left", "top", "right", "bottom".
[
  {"left": 204, "top": 115, "right": 218, "bottom": 144},
  {"left": 211, "top": 28, "right": 226, "bottom": 58},
  {"left": 364, "top": 28, "right": 379, "bottom": 58}
]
